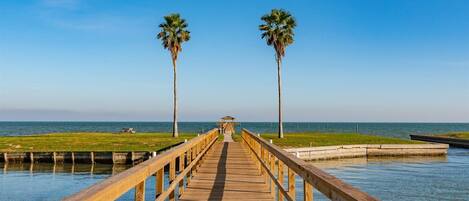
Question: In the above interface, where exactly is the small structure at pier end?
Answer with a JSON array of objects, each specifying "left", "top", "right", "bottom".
[{"left": 218, "top": 116, "right": 236, "bottom": 135}]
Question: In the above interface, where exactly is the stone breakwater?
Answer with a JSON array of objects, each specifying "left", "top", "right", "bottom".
[
  {"left": 0, "top": 141, "right": 185, "bottom": 164},
  {"left": 285, "top": 144, "right": 448, "bottom": 161},
  {"left": 0, "top": 151, "right": 152, "bottom": 164}
]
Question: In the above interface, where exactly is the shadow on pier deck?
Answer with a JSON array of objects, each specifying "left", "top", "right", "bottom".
[{"left": 180, "top": 142, "right": 272, "bottom": 201}]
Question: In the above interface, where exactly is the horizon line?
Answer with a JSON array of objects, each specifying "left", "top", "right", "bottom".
[{"left": 1, "top": 120, "right": 468, "bottom": 124}]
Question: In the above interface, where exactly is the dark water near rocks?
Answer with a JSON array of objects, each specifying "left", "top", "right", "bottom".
[{"left": 1, "top": 121, "right": 468, "bottom": 139}]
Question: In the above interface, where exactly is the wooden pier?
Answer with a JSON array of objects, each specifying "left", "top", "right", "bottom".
[
  {"left": 65, "top": 128, "right": 378, "bottom": 201},
  {"left": 180, "top": 142, "right": 272, "bottom": 201}
]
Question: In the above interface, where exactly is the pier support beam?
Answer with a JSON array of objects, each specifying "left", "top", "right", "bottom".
[
  {"left": 3, "top": 153, "right": 7, "bottom": 163},
  {"left": 29, "top": 152, "right": 34, "bottom": 163},
  {"left": 90, "top": 152, "right": 95, "bottom": 164}
]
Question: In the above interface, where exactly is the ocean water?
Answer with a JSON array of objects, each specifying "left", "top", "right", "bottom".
[{"left": 1, "top": 121, "right": 468, "bottom": 139}]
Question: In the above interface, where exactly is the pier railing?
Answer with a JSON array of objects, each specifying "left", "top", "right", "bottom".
[
  {"left": 241, "top": 129, "right": 378, "bottom": 201},
  {"left": 64, "top": 128, "right": 219, "bottom": 201}
]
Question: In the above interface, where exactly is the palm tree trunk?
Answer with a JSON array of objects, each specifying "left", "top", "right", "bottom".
[
  {"left": 172, "top": 59, "right": 179, "bottom": 137},
  {"left": 277, "top": 58, "right": 284, "bottom": 138}
]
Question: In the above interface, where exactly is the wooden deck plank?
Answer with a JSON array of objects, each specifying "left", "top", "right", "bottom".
[{"left": 179, "top": 142, "right": 273, "bottom": 201}]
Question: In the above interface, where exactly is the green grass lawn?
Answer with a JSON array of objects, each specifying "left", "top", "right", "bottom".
[
  {"left": 436, "top": 132, "right": 469, "bottom": 140},
  {"left": 232, "top": 132, "right": 421, "bottom": 148},
  {"left": 0, "top": 133, "right": 197, "bottom": 152}
]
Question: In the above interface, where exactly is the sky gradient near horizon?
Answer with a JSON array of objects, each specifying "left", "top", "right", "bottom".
[{"left": 1, "top": 0, "right": 468, "bottom": 122}]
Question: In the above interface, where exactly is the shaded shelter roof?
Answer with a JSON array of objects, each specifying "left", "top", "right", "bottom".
[{"left": 220, "top": 116, "right": 235, "bottom": 121}]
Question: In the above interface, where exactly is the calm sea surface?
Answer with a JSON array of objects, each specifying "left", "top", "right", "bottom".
[
  {"left": 0, "top": 122, "right": 468, "bottom": 200},
  {"left": 1, "top": 121, "right": 469, "bottom": 138},
  {"left": 312, "top": 148, "right": 469, "bottom": 201}
]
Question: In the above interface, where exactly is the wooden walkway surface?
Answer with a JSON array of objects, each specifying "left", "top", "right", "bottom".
[{"left": 179, "top": 142, "right": 273, "bottom": 201}]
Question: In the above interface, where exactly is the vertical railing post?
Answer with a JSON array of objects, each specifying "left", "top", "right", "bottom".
[
  {"left": 194, "top": 144, "right": 198, "bottom": 172},
  {"left": 191, "top": 146, "right": 196, "bottom": 175},
  {"left": 155, "top": 168, "right": 164, "bottom": 198},
  {"left": 186, "top": 148, "right": 192, "bottom": 184},
  {"left": 179, "top": 153, "right": 185, "bottom": 196},
  {"left": 258, "top": 141, "right": 262, "bottom": 169},
  {"left": 134, "top": 180, "right": 145, "bottom": 201},
  {"left": 249, "top": 136, "right": 255, "bottom": 166},
  {"left": 260, "top": 146, "right": 265, "bottom": 175},
  {"left": 196, "top": 142, "right": 202, "bottom": 169},
  {"left": 288, "top": 168, "right": 296, "bottom": 200},
  {"left": 270, "top": 153, "right": 275, "bottom": 198},
  {"left": 304, "top": 180, "right": 313, "bottom": 201},
  {"left": 278, "top": 160, "right": 284, "bottom": 201},
  {"left": 263, "top": 148, "right": 269, "bottom": 182},
  {"left": 169, "top": 159, "right": 176, "bottom": 201}
]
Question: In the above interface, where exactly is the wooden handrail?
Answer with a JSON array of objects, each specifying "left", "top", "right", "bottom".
[
  {"left": 241, "top": 129, "right": 379, "bottom": 201},
  {"left": 64, "top": 128, "right": 219, "bottom": 201}
]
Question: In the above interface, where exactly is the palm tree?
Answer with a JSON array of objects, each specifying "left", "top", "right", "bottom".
[
  {"left": 259, "top": 9, "right": 296, "bottom": 138},
  {"left": 157, "top": 13, "right": 190, "bottom": 137}
]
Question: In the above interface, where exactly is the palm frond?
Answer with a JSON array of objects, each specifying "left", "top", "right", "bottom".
[
  {"left": 259, "top": 9, "right": 296, "bottom": 59},
  {"left": 157, "top": 13, "right": 191, "bottom": 61}
]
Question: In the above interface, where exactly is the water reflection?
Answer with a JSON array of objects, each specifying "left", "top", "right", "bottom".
[
  {"left": 311, "top": 155, "right": 448, "bottom": 169},
  {"left": 308, "top": 148, "right": 469, "bottom": 201},
  {"left": 1, "top": 162, "right": 131, "bottom": 175},
  {"left": 0, "top": 162, "right": 173, "bottom": 201},
  {"left": 0, "top": 162, "right": 134, "bottom": 201}
]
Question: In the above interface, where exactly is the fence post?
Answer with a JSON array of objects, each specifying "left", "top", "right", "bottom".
[
  {"left": 304, "top": 180, "right": 313, "bottom": 201},
  {"left": 288, "top": 168, "right": 296, "bottom": 200},
  {"left": 278, "top": 160, "right": 284, "bottom": 201},
  {"left": 191, "top": 147, "right": 196, "bottom": 175},
  {"left": 186, "top": 149, "right": 192, "bottom": 184},
  {"left": 155, "top": 168, "right": 164, "bottom": 198},
  {"left": 179, "top": 153, "right": 185, "bottom": 196},
  {"left": 270, "top": 153, "right": 275, "bottom": 198},
  {"left": 134, "top": 180, "right": 145, "bottom": 201},
  {"left": 169, "top": 159, "right": 176, "bottom": 201}
]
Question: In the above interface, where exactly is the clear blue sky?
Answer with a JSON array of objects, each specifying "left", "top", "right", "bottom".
[{"left": 0, "top": 0, "right": 468, "bottom": 122}]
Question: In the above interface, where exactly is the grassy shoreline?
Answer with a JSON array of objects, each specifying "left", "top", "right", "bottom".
[
  {"left": 4, "top": 131, "right": 455, "bottom": 152},
  {"left": 0, "top": 132, "right": 197, "bottom": 152},
  {"left": 233, "top": 132, "right": 422, "bottom": 148}
]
